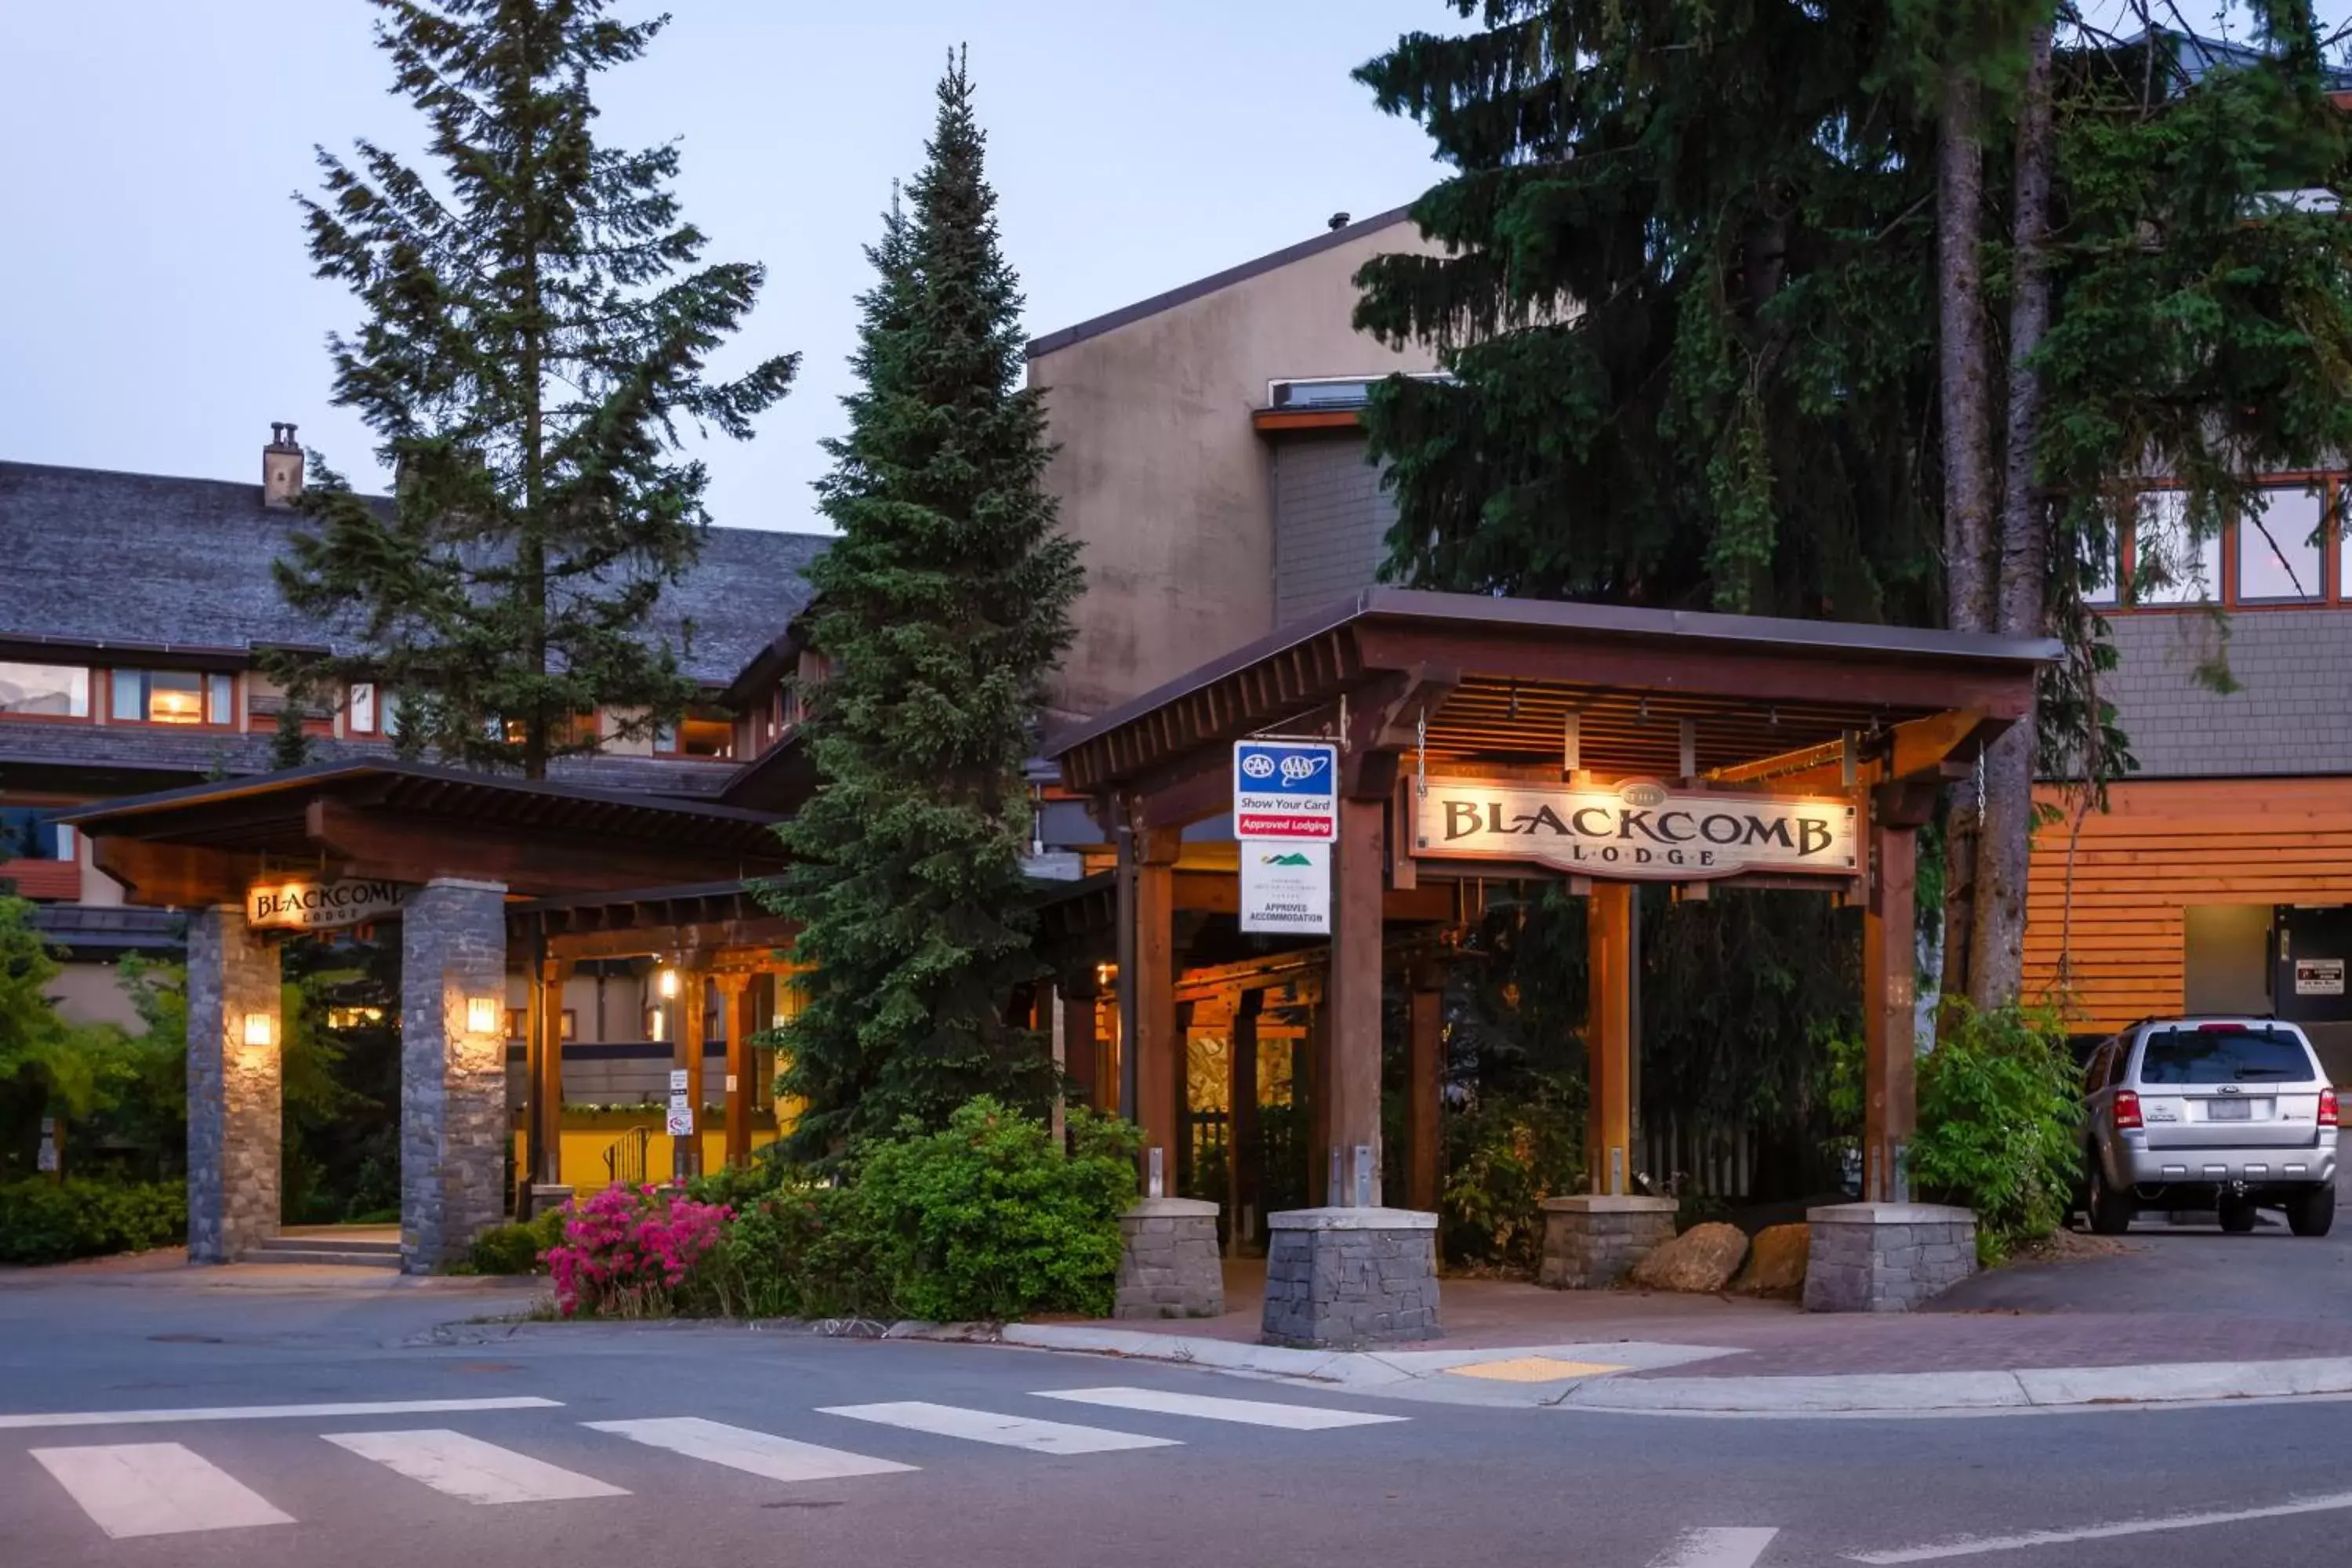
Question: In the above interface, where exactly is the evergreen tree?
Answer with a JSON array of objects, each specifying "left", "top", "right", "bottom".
[
  {"left": 274, "top": 0, "right": 797, "bottom": 778},
  {"left": 1353, "top": 2, "right": 2352, "bottom": 1006},
  {"left": 767, "top": 53, "right": 1083, "bottom": 1156},
  {"left": 270, "top": 702, "right": 312, "bottom": 771}
]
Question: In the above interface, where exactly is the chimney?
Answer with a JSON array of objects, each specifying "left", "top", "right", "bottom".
[
  {"left": 1327, "top": 212, "right": 1352, "bottom": 231},
  {"left": 262, "top": 422, "right": 304, "bottom": 509}
]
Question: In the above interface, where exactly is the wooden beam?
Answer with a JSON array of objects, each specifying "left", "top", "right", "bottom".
[
  {"left": 87, "top": 837, "right": 255, "bottom": 907},
  {"left": 543, "top": 916, "right": 799, "bottom": 963},
  {"left": 1588, "top": 881, "right": 1635, "bottom": 1196},
  {"left": 1729, "top": 710, "right": 2000, "bottom": 793},
  {"left": 1327, "top": 794, "right": 1386, "bottom": 1205},
  {"left": 720, "top": 972, "right": 755, "bottom": 1170},
  {"left": 1406, "top": 958, "right": 1446, "bottom": 1212},
  {"left": 303, "top": 798, "right": 758, "bottom": 895},
  {"left": 1864, "top": 818, "right": 1919, "bottom": 1202}
]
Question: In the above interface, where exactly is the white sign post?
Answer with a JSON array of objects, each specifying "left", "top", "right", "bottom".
[{"left": 1233, "top": 739, "right": 1338, "bottom": 935}]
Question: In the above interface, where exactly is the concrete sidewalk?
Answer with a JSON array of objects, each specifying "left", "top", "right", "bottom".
[{"left": 996, "top": 1255, "right": 2352, "bottom": 1414}]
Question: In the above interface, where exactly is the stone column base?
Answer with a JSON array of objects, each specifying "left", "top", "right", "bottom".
[
  {"left": 1537, "top": 1194, "right": 1678, "bottom": 1289},
  {"left": 1115, "top": 1197, "right": 1225, "bottom": 1319},
  {"left": 1261, "top": 1207, "right": 1440, "bottom": 1348},
  {"left": 1803, "top": 1202, "right": 1978, "bottom": 1312}
]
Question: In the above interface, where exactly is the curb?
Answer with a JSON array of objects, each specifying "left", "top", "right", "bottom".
[{"left": 995, "top": 1324, "right": 2352, "bottom": 1414}]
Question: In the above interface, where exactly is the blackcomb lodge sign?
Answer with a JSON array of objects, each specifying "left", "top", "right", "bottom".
[
  {"left": 247, "top": 877, "right": 409, "bottom": 932},
  {"left": 1411, "top": 777, "right": 1857, "bottom": 881}
]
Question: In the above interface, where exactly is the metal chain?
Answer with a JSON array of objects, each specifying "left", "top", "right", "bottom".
[{"left": 1416, "top": 706, "right": 1428, "bottom": 798}]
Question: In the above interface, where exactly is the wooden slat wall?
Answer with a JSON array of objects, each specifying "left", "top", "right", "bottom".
[{"left": 2024, "top": 777, "right": 2352, "bottom": 1030}]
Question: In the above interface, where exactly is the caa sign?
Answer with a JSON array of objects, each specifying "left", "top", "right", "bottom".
[{"left": 1233, "top": 740, "right": 1338, "bottom": 840}]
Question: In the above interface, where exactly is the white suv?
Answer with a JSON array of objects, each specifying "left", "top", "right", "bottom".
[{"left": 2082, "top": 1018, "right": 2339, "bottom": 1237}]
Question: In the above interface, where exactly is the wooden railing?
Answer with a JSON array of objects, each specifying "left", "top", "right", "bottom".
[{"left": 602, "top": 1126, "right": 652, "bottom": 1189}]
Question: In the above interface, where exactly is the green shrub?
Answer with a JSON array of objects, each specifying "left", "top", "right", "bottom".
[
  {"left": 1438, "top": 1073, "right": 1584, "bottom": 1272},
  {"left": 466, "top": 1207, "right": 565, "bottom": 1276},
  {"left": 0, "top": 1178, "right": 186, "bottom": 1265},
  {"left": 845, "top": 1098, "right": 1138, "bottom": 1322},
  {"left": 1911, "top": 1003, "right": 2080, "bottom": 1265}
]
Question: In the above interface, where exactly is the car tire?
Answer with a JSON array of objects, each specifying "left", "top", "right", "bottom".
[
  {"left": 2218, "top": 1196, "right": 2259, "bottom": 1234},
  {"left": 2287, "top": 1184, "right": 2337, "bottom": 1238},
  {"left": 2086, "top": 1155, "right": 2133, "bottom": 1236}
]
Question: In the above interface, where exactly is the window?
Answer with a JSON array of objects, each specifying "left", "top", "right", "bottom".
[
  {"left": 2138, "top": 1026, "right": 2318, "bottom": 1085},
  {"left": 0, "top": 807, "right": 69, "bottom": 860},
  {"left": 348, "top": 682, "right": 378, "bottom": 735},
  {"left": 2131, "top": 492, "right": 2220, "bottom": 604},
  {"left": 655, "top": 707, "right": 736, "bottom": 759},
  {"left": 325, "top": 1006, "right": 387, "bottom": 1030},
  {"left": 110, "top": 669, "right": 232, "bottom": 725},
  {"left": 0, "top": 662, "right": 90, "bottom": 719},
  {"left": 2236, "top": 485, "right": 2325, "bottom": 601}
]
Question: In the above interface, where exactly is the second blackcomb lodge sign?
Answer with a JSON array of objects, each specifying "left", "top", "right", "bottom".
[{"left": 1410, "top": 777, "right": 1859, "bottom": 881}]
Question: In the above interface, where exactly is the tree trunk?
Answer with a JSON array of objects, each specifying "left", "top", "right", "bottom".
[
  {"left": 1969, "top": 21, "right": 2058, "bottom": 1009},
  {"left": 1937, "top": 65, "right": 1994, "bottom": 1000}
]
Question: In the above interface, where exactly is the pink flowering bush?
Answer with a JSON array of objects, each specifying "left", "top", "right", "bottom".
[{"left": 545, "top": 1184, "right": 734, "bottom": 1318}]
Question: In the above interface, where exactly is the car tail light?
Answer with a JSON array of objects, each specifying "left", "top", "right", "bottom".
[
  {"left": 2113, "top": 1090, "right": 2144, "bottom": 1130},
  {"left": 2322, "top": 1088, "right": 2339, "bottom": 1128}
]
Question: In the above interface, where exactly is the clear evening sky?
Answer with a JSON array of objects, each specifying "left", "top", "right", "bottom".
[{"left": 0, "top": 1, "right": 1446, "bottom": 535}]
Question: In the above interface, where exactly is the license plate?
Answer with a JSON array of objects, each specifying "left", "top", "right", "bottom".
[{"left": 2208, "top": 1098, "right": 2252, "bottom": 1121}]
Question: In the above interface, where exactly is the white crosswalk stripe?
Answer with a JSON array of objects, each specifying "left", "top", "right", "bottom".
[
  {"left": 31, "top": 1442, "right": 296, "bottom": 1538},
  {"left": 1033, "top": 1386, "right": 1408, "bottom": 1430},
  {"left": 323, "top": 1428, "right": 629, "bottom": 1504},
  {"left": 585, "top": 1417, "right": 915, "bottom": 1483},
  {"left": 818, "top": 1400, "right": 1178, "bottom": 1454},
  {"left": 1651, "top": 1526, "right": 1780, "bottom": 1568}
]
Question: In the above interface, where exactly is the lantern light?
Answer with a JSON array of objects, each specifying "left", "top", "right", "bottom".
[
  {"left": 657, "top": 967, "right": 681, "bottom": 1000},
  {"left": 241, "top": 1012, "right": 274, "bottom": 1049},
  {"left": 466, "top": 995, "right": 501, "bottom": 1035}
]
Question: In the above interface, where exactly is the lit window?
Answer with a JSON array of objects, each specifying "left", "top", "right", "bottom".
[
  {"left": 657, "top": 708, "right": 736, "bottom": 758},
  {"left": 0, "top": 662, "right": 89, "bottom": 718},
  {"left": 2237, "top": 485, "right": 2325, "bottom": 601},
  {"left": 349, "top": 682, "right": 377, "bottom": 735},
  {"left": 112, "top": 669, "right": 213, "bottom": 724},
  {"left": 2132, "top": 492, "right": 2220, "bottom": 604},
  {"left": 325, "top": 1006, "right": 387, "bottom": 1030}
]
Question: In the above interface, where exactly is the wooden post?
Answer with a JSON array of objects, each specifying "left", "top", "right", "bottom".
[
  {"left": 678, "top": 965, "right": 707, "bottom": 1181},
  {"left": 720, "top": 972, "right": 755, "bottom": 1170},
  {"left": 1061, "top": 975, "right": 1099, "bottom": 1113},
  {"left": 1328, "top": 793, "right": 1386, "bottom": 1207},
  {"left": 1118, "top": 822, "right": 1181, "bottom": 1196},
  {"left": 530, "top": 953, "right": 569, "bottom": 1191},
  {"left": 1305, "top": 993, "right": 1330, "bottom": 1207},
  {"left": 1865, "top": 793, "right": 1923, "bottom": 1203},
  {"left": 1229, "top": 989, "right": 1261, "bottom": 1253},
  {"left": 1588, "top": 881, "right": 1635, "bottom": 1196},
  {"left": 1406, "top": 957, "right": 1446, "bottom": 1212}
]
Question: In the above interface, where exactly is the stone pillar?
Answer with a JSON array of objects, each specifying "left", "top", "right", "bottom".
[
  {"left": 1261, "top": 1207, "right": 1441, "bottom": 1348},
  {"left": 186, "top": 906, "right": 281, "bottom": 1264},
  {"left": 1803, "top": 1202, "right": 1978, "bottom": 1312},
  {"left": 401, "top": 878, "right": 509, "bottom": 1273},
  {"left": 1114, "top": 1197, "right": 1225, "bottom": 1319},
  {"left": 1537, "top": 1195, "right": 1678, "bottom": 1289}
]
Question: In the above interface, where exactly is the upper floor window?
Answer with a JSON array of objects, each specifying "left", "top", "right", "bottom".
[
  {"left": 2108, "top": 478, "right": 2345, "bottom": 610},
  {"left": 111, "top": 669, "right": 234, "bottom": 726},
  {"left": 0, "top": 662, "right": 91, "bottom": 720},
  {"left": 0, "top": 806, "right": 72, "bottom": 861},
  {"left": 655, "top": 706, "right": 736, "bottom": 759},
  {"left": 348, "top": 682, "right": 379, "bottom": 735}
]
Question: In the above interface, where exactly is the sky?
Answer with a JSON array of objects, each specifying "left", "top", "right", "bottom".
[{"left": 0, "top": 1, "right": 1450, "bottom": 536}]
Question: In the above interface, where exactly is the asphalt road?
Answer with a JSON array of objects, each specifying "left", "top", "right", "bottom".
[{"left": 5, "top": 1268, "right": 2352, "bottom": 1568}]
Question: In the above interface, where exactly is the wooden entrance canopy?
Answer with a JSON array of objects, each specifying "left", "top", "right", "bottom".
[
  {"left": 1044, "top": 589, "right": 2060, "bottom": 1210},
  {"left": 64, "top": 760, "right": 789, "bottom": 905}
]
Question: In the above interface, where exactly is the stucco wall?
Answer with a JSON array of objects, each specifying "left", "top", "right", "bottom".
[
  {"left": 1029, "top": 216, "right": 1446, "bottom": 722},
  {"left": 49, "top": 959, "right": 146, "bottom": 1031}
]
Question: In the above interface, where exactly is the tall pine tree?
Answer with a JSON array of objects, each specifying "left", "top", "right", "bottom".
[
  {"left": 274, "top": 0, "right": 797, "bottom": 778},
  {"left": 768, "top": 53, "right": 1083, "bottom": 1156}
]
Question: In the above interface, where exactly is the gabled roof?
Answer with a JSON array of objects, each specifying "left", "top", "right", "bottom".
[
  {"left": 0, "top": 459, "right": 829, "bottom": 686},
  {"left": 1025, "top": 205, "right": 1419, "bottom": 361}
]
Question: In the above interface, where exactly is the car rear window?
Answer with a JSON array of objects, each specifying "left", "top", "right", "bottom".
[{"left": 2138, "top": 1028, "right": 2316, "bottom": 1085}]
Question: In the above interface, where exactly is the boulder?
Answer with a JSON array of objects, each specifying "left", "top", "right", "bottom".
[
  {"left": 1628, "top": 1221, "right": 1748, "bottom": 1294},
  {"left": 1731, "top": 1222, "right": 1809, "bottom": 1297}
]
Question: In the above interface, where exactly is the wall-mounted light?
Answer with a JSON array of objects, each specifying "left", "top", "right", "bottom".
[
  {"left": 466, "top": 995, "right": 501, "bottom": 1035},
  {"left": 657, "top": 967, "right": 681, "bottom": 1000},
  {"left": 241, "top": 1012, "right": 275, "bottom": 1049}
]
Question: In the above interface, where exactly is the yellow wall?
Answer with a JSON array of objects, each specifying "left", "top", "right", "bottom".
[{"left": 515, "top": 1124, "right": 785, "bottom": 1192}]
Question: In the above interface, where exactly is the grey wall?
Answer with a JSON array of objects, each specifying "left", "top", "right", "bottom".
[
  {"left": 2183, "top": 904, "right": 2272, "bottom": 1015},
  {"left": 1272, "top": 434, "right": 1397, "bottom": 627},
  {"left": 2106, "top": 609, "right": 2352, "bottom": 777}
]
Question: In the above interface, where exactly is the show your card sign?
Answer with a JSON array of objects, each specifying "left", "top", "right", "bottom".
[
  {"left": 1232, "top": 739, "right": 1338, "bottom": 840},
  {"left": 1413, "top": 776, "right": 1857, "bottom": 882}
]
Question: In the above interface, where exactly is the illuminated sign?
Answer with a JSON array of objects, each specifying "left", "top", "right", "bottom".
[{"left": 1412, "top": 777, "right": 1857, "bottom": 881}]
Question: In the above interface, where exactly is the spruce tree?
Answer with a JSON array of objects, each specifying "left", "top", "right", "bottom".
[
  {"left": 274, "top": 0, "right": 797, "bottom": 778},
  {"left": 768, "top": 53, "right": 1083, "bottom": 1156}
]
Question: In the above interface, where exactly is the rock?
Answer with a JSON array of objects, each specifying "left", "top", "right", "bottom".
[
  {"left": 1732, "top": 1222, "right": 1809, "bottom": 1297},
  {"left": 1628, "top": 1221, "right": 1748, "bottom": 1293}
]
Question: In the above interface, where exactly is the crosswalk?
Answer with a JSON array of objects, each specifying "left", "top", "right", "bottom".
[{"left": 16, "top": 1385, "right": 1403, "bottom": 1541}]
